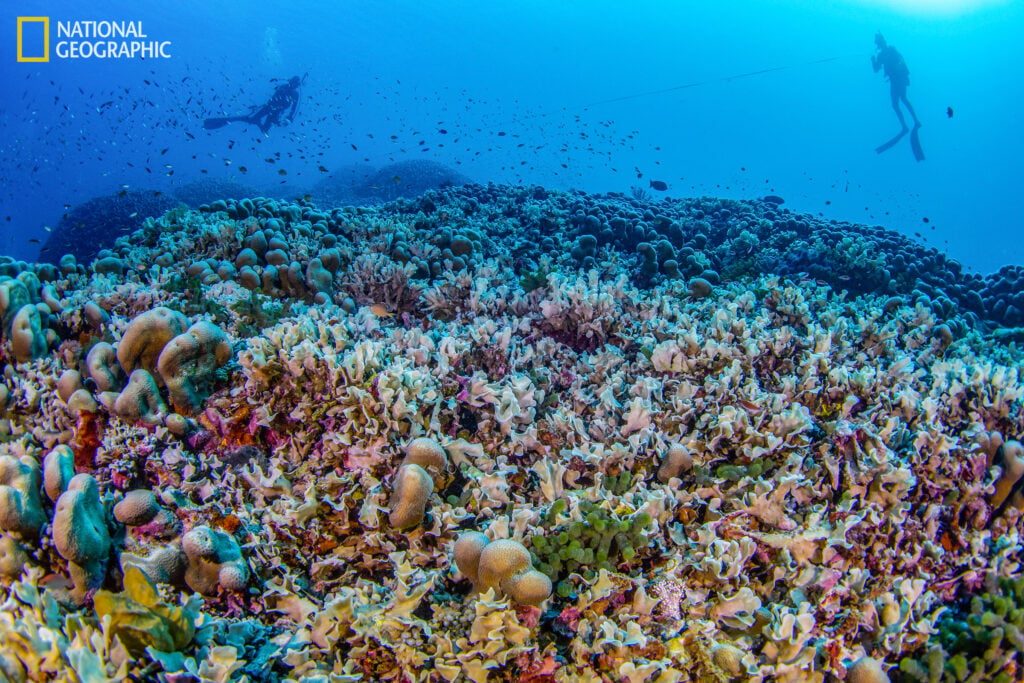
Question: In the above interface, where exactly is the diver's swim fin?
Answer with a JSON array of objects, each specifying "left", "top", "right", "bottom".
[
  {"left": 203, "top": 116, "right": 249, "bottom": 130},
  {"left": 875, "top": 129, "right": 907, "bottom": 154},
  {"left": 909, "top": 124, "right": 925, "bottom": 162}
]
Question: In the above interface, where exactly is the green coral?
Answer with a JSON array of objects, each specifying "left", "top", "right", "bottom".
[
  {"left": 529, "top": 500, "right": 650, "bottom": 597},
  {"left": 602, "top": 470, "right": 635, "bottom": 496},
  {"left": 163, "top": 275, "right": 230, "bottom": 322},
  {"left": 896, "top": 575, "right": 1024, "bottom": 683},
  {"left": 519, "top": 262, "right": 553, "bottom": 293},
  {"left": 229, "top": 288, "right": 293, "bottom": 338}
]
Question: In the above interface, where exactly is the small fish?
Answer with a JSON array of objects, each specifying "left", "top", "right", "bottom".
[
  {"left": 946, "top": 106, "right": 954, "bottom": 118},
  {"left": 737, "top": 399, "right": 762, "bottom": 415},
  {"left": 278, "top": 169, "right": 287, "bottom": 175},
  {"left": 649, "top": 180, "right": 668, "bottom": 191},
  {"left": 28, "top": 238, "right": 40, "bottom": 243},
  {"left": 368, "top": 304, "right": 393, "bottom": 317},
  {"left": 239, "top": 166, "right": 247, "bottom": 173}
]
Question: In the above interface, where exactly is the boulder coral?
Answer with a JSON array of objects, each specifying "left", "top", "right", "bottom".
[
  {"left": 156, "top": 320, "right": 232, "bottom": 415},
  {"left": 116, "top": 306, "right": 189, "bottom": 377},
  {"left": 388, "top": 437, "right": 449, "bottom": 530},
  {"left": 181, "top": 525, "right": 249, "bottom": 595},
  {"left": 86, "top": 341, "right": 123, "bottom": 393},
  {"left": 9, "top": 304, "right": 47, "bottom": 362},
  {"left": 454, "top": 534, "right": 552, "bottom": 606},
  {"left": 0, "top": 455, "right": 46, "bottom": 538},
  {"left": 111, "top": 369, "right": 169, "bottom": 426},
  {"left": 52, "top": 474, "right": 112, "bottom": 602},
  {"left": 42, "top": 444, "right": 75, "bottom": 503}
]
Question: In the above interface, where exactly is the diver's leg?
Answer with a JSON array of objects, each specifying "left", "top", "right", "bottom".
[
  {"left": 891, "top": 86, "right": 908, "bottom": 131},
  {"left": 902, "top": 93, "right": 920, "bottom": 127}
]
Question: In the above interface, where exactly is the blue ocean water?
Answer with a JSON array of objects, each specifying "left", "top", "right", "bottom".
[{"left": 2, "top": 0, "right": 1022, "bottom": 272}]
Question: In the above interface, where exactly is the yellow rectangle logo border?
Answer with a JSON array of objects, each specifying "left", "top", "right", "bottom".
[{"left": 17, "top": 17, "right": 49, "bottom": 62}]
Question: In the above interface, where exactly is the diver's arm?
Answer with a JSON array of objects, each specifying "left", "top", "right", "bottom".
[{"left": 871, "top": 53, "right": 881, "bottom": 72}]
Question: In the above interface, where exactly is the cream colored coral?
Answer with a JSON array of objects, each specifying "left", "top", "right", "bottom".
[
  {"left": 401, "top": 437, "right": 448, "bottom": 482},
  {"left": 846, "top": 657, "right": 890, "bottom": 683},
  {"left": 9, "top": 304, "right": 46, "bottom": 362},
  {"left": 992, "top": 440, "right": 1024, "bottom": 508},
  {"left": 116, "top": 306, "right": 189, "bottom": 376},
  {"left": 181, "top": 525, "right": 249, "bottom": 595},
  {"left": 454, "top": 534, "right": 552, "bottom": 607},
  {"left": 388, "top": 463, "right": 433, "bottom": 530},
  {"left": 156, "top": 320, "right": 231, "bottom": 415},
  {"left": 52, "top": 474, "right": 111, "bottom": 602},
  {"left": 113, "top": 489, "right": 161, "bottom": 526},
  {"left": 113, "top": 369, "right": 168, "bottom": 426}
]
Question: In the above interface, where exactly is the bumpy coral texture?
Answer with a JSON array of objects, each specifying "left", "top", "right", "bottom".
[{"left": 1, "top": 187, "right": 1024, "bottom": 682}]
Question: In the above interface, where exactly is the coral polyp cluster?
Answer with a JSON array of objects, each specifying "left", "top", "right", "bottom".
[{"left": 0, "top": 184, "right": 1023, "bottom": 682}]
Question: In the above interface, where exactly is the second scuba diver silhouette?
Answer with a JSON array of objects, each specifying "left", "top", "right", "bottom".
[
  {"left": 871, "top": 33, "right": 924, "bottom": 161},
  {"left": 204, "top": 75, "right": 304, "bottom": 133}
]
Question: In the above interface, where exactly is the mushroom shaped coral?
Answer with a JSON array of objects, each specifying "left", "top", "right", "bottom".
[
  {"left": 9, "top": 304, "right": 47, "bottom": 362},
  {"left": 117, "top": 306, "right": 189, "bottom": 377},
  {"left": 992, "top": 440, "right": 1024, "bottom": 509},
  {"left": 53, "top": 474, "right": 112, "bottom": 601},
  {"left": 388, "top": 463, "right": 434, "bottom": 530},
  {"left": 401, "top": 436, "right": 448, "bottom": 484},
  {"left": 0, "top": 455, "right": 46, "bottom": 537},
  {"left": 181, "top": 525, "right": 249, "bottom": 595},
  {"left": 502, "top": 569, "right": 553, "bottom": 607},
  {"left": 846, "top": 657, "right": 890, "bottom": 683},
  {"left": 0, "top": 278, "right": 31, "bottom": 333},
  {"left": 478, "top": 539, "right": 533, "bottom": 591},
  {"left": 113, "top": 369, "right": 169, "bottom": 426},
  {"left": 113, "top": 489, "right": 161, "bottom": 526},
  {"left": 455, "top": 534, "right": 552, "bottom": 606},
  {"left": 42, "top": 444, "right": 75, "bottom": 503},
  {"left": 156, "top": 320, "right": 231, "bottom": 416},
  {"left": 86, "top": 341, "right": 123, "bottom": 392},
  {"left": 453, "top": 531, "right": 490, "bottom": 583}
]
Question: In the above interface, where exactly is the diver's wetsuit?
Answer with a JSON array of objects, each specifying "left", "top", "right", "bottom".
[{"left": 245, "top": 77, "right": 301, "bottom": 133}]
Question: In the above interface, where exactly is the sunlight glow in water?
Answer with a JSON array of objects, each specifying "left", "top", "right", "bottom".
[{"left": 849, "top": 0, "right": 1008, "bottom": 15}]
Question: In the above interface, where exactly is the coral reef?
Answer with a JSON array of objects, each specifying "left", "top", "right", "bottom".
[
  {"left": 38, "top": 189, "right": 178, "bottom": 266},
  {"left": 1, "top": 183, "right": 1023, "bottom": 681}
]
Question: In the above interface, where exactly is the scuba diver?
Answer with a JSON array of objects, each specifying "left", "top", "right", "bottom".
[
  {"left": 872, "top": 34, "right": 924, "bottom": 161},
  {"left": 872, "top": 33, "right": 919, "bottom": 132},
  {"left": 204, "top": 75, "right": 304, "bottom": 133}
]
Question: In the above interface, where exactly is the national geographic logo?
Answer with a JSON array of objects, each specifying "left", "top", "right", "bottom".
[
  {"left": 16, "top": 17, "right": 172, "bottom": 61},
  {"left": 16, "top": 17, "right": 48, "bottom": 62}
]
